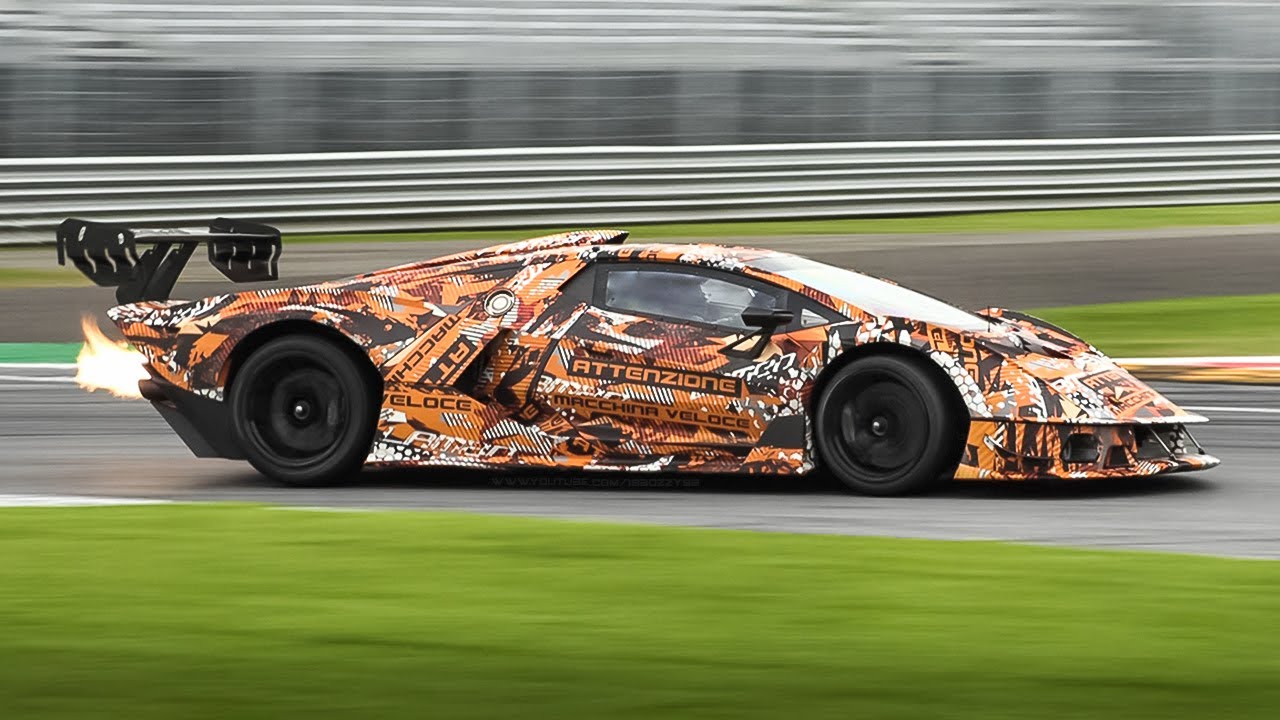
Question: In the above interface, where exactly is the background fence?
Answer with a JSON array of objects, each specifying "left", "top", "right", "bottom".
[
  {"left": 4, "top": 1, "right": 1280, "bottom": 156},
  {"left": 4, "top": 134, "right": 1279, "bottom": 243}
]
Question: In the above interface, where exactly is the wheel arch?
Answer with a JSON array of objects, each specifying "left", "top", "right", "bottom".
[
  {"left": 809, "top": 341, "right": 970, "bottom": 464},
  {"left": 223, "top": 319, "right": 383, "bottom": 397}
]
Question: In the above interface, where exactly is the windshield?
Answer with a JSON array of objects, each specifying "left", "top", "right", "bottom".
[{"left": 755, "top": 256, "right": 990, "bottom": 332}]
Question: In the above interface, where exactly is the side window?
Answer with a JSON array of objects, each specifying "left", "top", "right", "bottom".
[
  {"left": 799, "top": 307, "right": 829, "bottom": 329},
  {"left": 601, "top": 267, "right": 779, "bottom": 331}
]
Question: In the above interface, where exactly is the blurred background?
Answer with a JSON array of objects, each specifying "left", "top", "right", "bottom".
[
  {"left": 2, "top": 0, "right": 1279, "bottom": 157},
  {"left": 2, "top": 0, "right": 1279, "bottom": 328},
  {"left": 2, "top": 0, "right": 1279, "bottom": 243}
]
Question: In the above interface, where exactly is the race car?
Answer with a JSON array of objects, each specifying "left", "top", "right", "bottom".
[{"left": 56, "top": 218, "right": 1219, "bottom": 495}]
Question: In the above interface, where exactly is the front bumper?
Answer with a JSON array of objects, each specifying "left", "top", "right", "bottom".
[
  {"left": 139, "top": 376, "right": 243, "bottom": 460},
  {"left": 955, "top": 419, "right": 1219, "bottom": 481}
]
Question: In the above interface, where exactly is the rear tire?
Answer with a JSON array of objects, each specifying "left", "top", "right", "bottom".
[
  {"left": 230, "top": 334, "right": 378, "bottom": 487},
  {"left": 814, "top": 354, "right": 961, "bottom": 496}
]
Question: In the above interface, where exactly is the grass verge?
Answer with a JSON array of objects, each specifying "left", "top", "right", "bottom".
[
  {"left": 0, "top": 268, "right": 89, "bottom": 288},
  {"left": 0, "top": 504, "right": 1278, "bottom": 719},
  {"left": 1031, "top": 294, "right": 1280, "bottom": 357},
  {"left": 288, "top": 202, "right": 1280, "bottom": 244}
]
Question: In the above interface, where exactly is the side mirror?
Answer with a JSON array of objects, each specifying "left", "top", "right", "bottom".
[
  {"left": 725, "top": 307, "right": 794, "bottom": 358},
  {"left": 741, "top": 307, "right": 794, "bottom": 328}
]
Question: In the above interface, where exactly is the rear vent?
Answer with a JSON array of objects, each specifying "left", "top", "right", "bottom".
[{"left": 455, "top": 330, "right": 511, "bottom": 400}]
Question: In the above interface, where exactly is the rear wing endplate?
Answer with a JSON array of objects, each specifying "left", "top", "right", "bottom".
[{"left": 56, "top": 218, "right": 281, "bottom": 304}]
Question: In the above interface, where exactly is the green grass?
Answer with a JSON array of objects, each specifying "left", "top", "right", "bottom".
[
  {"left": 1, "top": 504, "right": 1278, "bottom": 719},
  {"left": 1031, "top": 294, "right": 1280, "bottom": 357},
  {"left": 0, "top": 268, "right": 89, "bottom": 288},
  {"left": 289, "top": 202, "right": 1280, "bottom": 244}
]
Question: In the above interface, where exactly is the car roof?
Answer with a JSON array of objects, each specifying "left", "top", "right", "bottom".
[
  {"left": 522, "top": 241, "right": 791, "bottom": 273},
  {"left": 608, "top": 242, "right": 785, "bottom": 264},
  {"left": 362, "top": 231, "right": 795, "bottom": 282}
]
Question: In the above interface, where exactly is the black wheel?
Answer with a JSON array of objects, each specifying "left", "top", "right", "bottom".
[
  {"left": 230, "top": 334, "right": 378, "bottom": 487},
  {"left": 814, "top": 354, "right": 962, "bottom": 496}
]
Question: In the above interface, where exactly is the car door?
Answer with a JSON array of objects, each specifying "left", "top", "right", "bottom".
[{"left": 528, "top": 262, "right": 833, "bottom": 471}]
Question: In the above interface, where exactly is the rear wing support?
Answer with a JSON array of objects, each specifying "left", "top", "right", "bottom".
[{"left": 56, "top": 218, "right": 282, "bottom": 304}]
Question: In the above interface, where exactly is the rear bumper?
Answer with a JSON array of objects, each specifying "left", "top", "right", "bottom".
[
  {"left": 955, "top": 419, "right": 1219, "bottom": 481},
  {"left": 140, "top": 376, "right": 243, "bottom": 460}
]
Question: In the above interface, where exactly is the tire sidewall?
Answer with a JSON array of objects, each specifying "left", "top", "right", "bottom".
[
  {"left": 814, "top": 354, "right": 959, "bottom": 495},
  {"left": 230, "top": 334, "right": 378, "bottom": 486}
]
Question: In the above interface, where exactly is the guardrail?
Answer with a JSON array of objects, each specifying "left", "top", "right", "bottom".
[{"left": 3, "top": 134, "right": 1280, "bottom": 244}]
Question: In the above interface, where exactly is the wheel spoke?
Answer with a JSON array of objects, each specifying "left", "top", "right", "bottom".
[
  {"left": 246, "top": 355, "right": 347, "bottom": 462},
  {"left": 865, "top": 441, "right": 896, "bottom": 469},
  {"left": 823, "top": 370, "right": 936, "bottom": 482}
]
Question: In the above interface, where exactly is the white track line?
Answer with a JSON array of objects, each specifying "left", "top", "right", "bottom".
[
  {"left": 1184, "top": 405, "right": 1280, "bottom": 415},
  {"left": 0, "top": 374, "right": 75, "bottom": 383},
  {"left": 0, "top": 363, "right": 77, "bottom": 370},
  {"left": 0, "top": 494, "right": 169, "bottom": 507},
  {"left": 1118, "top": 356, "right": 1280, "bottom": 365}
]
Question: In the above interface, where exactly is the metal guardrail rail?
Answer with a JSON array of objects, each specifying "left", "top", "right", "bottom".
[{"left": 3, "top": 135, "right": 1280, "bottom": 244}]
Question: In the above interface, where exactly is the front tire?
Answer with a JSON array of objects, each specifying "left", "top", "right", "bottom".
[
  {"left": 814, "top": 354, "right": 962, "bottom": 496},
  {"left": 230, "top": 334, "right": 378, "bottom": 487}
]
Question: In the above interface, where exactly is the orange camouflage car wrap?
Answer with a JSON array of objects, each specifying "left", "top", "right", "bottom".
[{"left": 106, "top": 228, "right": 1217, "bottom": 481}]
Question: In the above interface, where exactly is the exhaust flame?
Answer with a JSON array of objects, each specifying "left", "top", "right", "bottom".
[{"left": 76, "top": 314, "right": 147, "bottom": 399}]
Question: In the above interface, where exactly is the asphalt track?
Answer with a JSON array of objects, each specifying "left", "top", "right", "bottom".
[
  {"left": 3, "top": 224, "right": 1279, "bottom": 341},
  {"left": 2, "top": 370, "right": 1278, "bottom": 559}
]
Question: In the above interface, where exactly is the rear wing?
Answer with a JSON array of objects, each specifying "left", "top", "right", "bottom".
[{"left": 56, "top": 218, "right": 281, "bottom": 304}]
